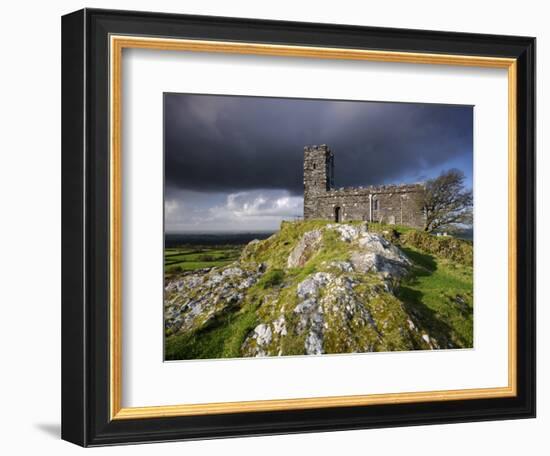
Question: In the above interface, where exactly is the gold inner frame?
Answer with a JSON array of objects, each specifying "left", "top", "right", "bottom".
[{"left": 109, "top": 35, "right": 518, "bottom": 420}]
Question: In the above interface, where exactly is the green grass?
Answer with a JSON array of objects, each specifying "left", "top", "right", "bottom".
[
  {"left": 246, "top": 219, "right": 332, "bottom": 269},
  {"left": 256, "top": 269, "right": 285, "bottom": 289},
  {"left": 397, "top": 246, "right": 473, "bottom": 348},
  {"left": 248, "top": 220, "right": 354, "bottom": 280},
  {"left": 165, "top": 304, "right": 260, "bottom": 360},
  {"left": 368, "top": 222, "right": 474, "bottom": 348},
  {"left": 164, "top": 245, "right": 242, "bottom": 274}
]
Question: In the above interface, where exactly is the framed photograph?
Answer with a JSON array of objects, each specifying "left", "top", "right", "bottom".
[{"left": 61, "top": 8, "right": 536, "bottom": 446}]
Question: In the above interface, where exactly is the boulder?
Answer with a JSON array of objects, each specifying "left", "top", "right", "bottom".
[
  {"left": 164, "top": 264, "right": 261, "bottom": 334},
  {"left": 327, "top": 260, "right": 354, "bottom": 272},
  {"left": 287, "top": 229, "right": 323, "bottom": 268},
  {"left": 241, "top": 314, "right": 288, "bottom": 357},
  {"left": 326, "top": 222, "right": 367, "bottom": 242},
  {"left": 296, "top": 272, "right": 331, "bottom": 299},
  {"left": 253, "top": 324, "right": 272, "bottom": 346},
  {"left": 351, "top": 232, "right": 411, "bottom": 279}
]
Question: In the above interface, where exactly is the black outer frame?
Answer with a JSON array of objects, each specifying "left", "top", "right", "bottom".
[{"left": 61, "top": 8, "right": 536, "bottom": 447}]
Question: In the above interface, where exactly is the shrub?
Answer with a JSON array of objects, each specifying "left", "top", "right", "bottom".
[
  {"left": 197, "top": 254, "right": 214, "bottom": 262},
  {"left": 401, "top": 230, "right": 473, "bottom": 266}
]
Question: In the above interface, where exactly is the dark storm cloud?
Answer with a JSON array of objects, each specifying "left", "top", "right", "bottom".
[{"left": 164, "top": 94, "right": 472, "bottom": 196}]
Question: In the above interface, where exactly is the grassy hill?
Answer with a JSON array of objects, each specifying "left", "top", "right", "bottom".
[{"left": 164, "top": 220, "right": 473, "bottom": 360}]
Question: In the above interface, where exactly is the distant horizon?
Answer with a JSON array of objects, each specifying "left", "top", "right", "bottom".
[{"left": 165, "top": 226, "right": 474, "bottom": 235}]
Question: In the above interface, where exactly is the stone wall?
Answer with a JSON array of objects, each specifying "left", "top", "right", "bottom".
[
  {"left": 303, "top": 145, "right": 426, "bottom": 229},
  {"left": 303, "top": 144, "right": 334, "bottom": 219}
]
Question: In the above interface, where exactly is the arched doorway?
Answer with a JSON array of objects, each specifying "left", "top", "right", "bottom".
[{"left": 334, "top": 206, "right": 341, "bottom": 223}]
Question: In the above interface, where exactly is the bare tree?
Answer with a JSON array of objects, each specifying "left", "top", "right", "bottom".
[{"left": 421, "top": 169, "right": 473, "bottom": 233}]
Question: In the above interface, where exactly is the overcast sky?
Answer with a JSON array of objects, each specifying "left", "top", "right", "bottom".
[{"left": 165, "top": 93, "right": 473, "bottom": 233}]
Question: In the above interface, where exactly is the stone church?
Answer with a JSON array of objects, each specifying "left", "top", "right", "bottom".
[{"left": 303, "top": 144, "right": 426, "bottom": 228}]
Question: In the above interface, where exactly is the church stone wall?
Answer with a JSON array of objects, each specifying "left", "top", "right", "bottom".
[{"left": 303, "top": 145, "right": 426, "bottom": 229}]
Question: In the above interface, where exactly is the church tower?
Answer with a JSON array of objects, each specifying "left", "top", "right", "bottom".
[{"left": 303, "top": 144, "right": 334, "bottom": 219}]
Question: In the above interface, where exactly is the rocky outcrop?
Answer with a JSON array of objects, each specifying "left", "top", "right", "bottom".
[
  {"left": 326, "top": 223, "right": 368, "bottom": 242},
  {"left": 164, "top": 265, "right": 262, "bottom": 335},
  {"left": 241, "top": 265, "right": 426, "bottom": 357},
  {"left": 287, "top": 229, "right": 322, "bottom": 268},
  {"left": 286, "top": 224, "right": 409, "bottom": 280},
  {"left": 165, "top": 221, "right": 441, "bottom": 358},
  {"left": 350, "top": 232, "right": 411, "bottom": 279},
  {"left": 293, "top": 272, "right": 330, "bottom": 355}
]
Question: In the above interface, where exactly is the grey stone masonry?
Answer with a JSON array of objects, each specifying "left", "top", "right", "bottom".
[
  {"left": 303, "top": 144, "right": 335, "bottom": 219},
  {"left": 303, "top": 144, "right": 426, "bottom": 228}
]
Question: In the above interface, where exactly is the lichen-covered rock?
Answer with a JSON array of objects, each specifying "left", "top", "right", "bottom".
[
  {"left": 241, "top": 267, "right": 428, "bottom": 356},
  {"left": 357, "top": 232, "right": 409, "bottom": 261},
  {"left": 320, "top": 275, "right": 381, "bottom": 353},
  {"left": 272, "top": 315, "right": 287, "bottom": 336},
  {"left": 296, "top": 272, "right": 331, "bottom": 299},
  {"left": 287, "top": 230, "right": 322, "bottom": 268},
  {"left": 293, "top": 275, "right": 328, "bottom": 355},
  {"left": 351, "top": 232, "right": 411, "bottom": 279},
  {"left": 326, "top": 222, "right": 367, "bottom": 242},
  {"left": 327, "top": 260, "right": 354, "bottom": 273},
  {"left": 164, "top": 264, "right": 262, "bottom": 335},
  {"left": 241, "top": 315, "right": 287, "bottom": 357}
]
